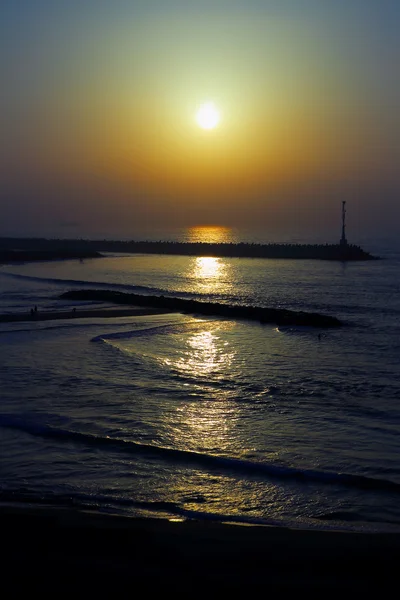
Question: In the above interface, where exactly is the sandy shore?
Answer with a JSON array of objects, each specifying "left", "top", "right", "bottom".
[
  {"left": 2, "top": 504, "right": 399, "bottom": 592},
  {"left": 0, "top": 307, "right": 173, "bottom": 323}
]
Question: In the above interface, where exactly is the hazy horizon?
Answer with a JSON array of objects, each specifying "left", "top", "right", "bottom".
[{"left": 1, "top": 1, "right": 399, "bottom": 240}]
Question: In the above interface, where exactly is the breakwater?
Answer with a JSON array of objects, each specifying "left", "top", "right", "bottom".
[
  {"left": 60, "top": 289, "right": 342, "bottom": 328},
  {"left": 0, "top": 237, "right": 377, "bottom": 261}
]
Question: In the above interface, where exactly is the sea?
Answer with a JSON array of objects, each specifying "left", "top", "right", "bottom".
[{"left": 1, "top": 228, "right": 400, "bottom": 533}]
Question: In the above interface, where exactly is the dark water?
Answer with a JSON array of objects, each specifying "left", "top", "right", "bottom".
[{"left": 1, "top": 238, "right": 400, "bottom": 531}]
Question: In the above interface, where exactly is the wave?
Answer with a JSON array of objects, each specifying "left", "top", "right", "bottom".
[
  {"left": 4, "top": 487, "right": 390, "bottom": 532},
  {"left": 1, "top": 413, "right": 399, "bottom": 495},
  {"left": 91, "top": 324, "right": 179, "bottom": 343},
  {"left": 0, "top": 270, "right": 168, "bottom": 294},
  {"left": 0, "top": 320, "right": 143, "bottom": 336},
  {"left": 0, "top": 270, "right": 262, "bottom": 310},
  {"left": 91, "top": 320, "right": 211, "bottom": 343},
  {"left": 0, "top": 270, "right": 219, "bottom": 302},
  {"left": 313, "top": 510, "right": 400, "bottom": 526}
]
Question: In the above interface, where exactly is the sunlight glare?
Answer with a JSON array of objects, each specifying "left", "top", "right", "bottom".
[
  {"left": 175, "top": 326, "right": 234, "bottom": 379},
  {"left": 189, "top": 254, "right": 231, "bottom": 296},
  {"left": 187, "top": 226, "right": 233, "bottom": 244},
  {"left": 196, "top": 256, "right": 221, "bottom": 279},
  {"left": 196, "top": 102, "right": 220, "bottom": 130}
]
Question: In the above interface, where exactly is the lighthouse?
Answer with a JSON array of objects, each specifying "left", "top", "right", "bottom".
[{"left": 340, "top": 201, "right": 348, "bottom": 246}]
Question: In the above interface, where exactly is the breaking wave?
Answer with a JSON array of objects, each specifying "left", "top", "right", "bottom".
[{"left": 1, "top": 413, "right": 399, "bottom": 495}]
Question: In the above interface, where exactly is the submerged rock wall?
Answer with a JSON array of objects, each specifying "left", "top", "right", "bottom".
[{"left": 61, "top": 289, "right": 342, "bottom": 328}]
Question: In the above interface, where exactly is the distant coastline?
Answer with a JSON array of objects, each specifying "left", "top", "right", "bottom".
[{"left": 0, "top": 237, "right": 378, "bottom": 261}]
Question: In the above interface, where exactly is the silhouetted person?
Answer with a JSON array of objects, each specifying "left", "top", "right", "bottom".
[{"left": 34, "top": 305, "right": 38, "bottom": 313}]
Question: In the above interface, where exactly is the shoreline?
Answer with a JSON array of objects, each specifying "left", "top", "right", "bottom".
[{"left": 2, "top": 504, "right": 399, "bottom": 590}]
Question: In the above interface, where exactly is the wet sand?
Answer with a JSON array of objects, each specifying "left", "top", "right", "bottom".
[
  {"left": 0, "top": 307, "right": 173, "bottom": 323},
  {"left": 1, "top": 505, "right": 399, "bottom": 592}
]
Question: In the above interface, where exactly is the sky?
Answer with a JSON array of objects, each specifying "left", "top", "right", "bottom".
[{"left": 0, "top": 0, "right": 399, "bottom": 240}]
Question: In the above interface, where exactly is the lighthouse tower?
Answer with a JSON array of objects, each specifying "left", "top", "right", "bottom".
[{"left": 340, "top": 201, "right": 348, "bottom": 246}]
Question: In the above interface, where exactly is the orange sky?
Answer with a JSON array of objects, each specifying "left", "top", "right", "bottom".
[{"left": 1, "top": 2, "right": 399, "bottom": 239}]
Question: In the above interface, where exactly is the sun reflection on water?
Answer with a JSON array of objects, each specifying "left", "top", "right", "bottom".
[
  {"left": 189, "top": 255, "right": 231, "bottom": 296},
  {"left": 184, "top": 227, "right": 234, "bottom": 296},
  {"left": 173, "top": 400, "right": 238, "bottom": 453},
  {"left": 174, "top": 327, "right": 234, "bottom": 379},
  {"left": 195, "top": 256, "right": 223, "bottom": 279},
  {"left": 186, "top": 225, "right": 234, "bottom": 244},
  {"left": 164, "top": 322, "right": 244, "bottom": 453}
]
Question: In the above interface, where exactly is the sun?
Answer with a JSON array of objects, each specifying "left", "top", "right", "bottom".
[{"left": 196, "top": 102, "right": 220, "bottom": 130}]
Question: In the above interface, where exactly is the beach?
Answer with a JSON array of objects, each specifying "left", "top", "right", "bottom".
[{"left": 2, "top": 505, "right": 400, "bottom": 592}]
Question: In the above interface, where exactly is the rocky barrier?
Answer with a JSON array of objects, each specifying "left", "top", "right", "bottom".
[
  {"left": 0, "top": 237, "right": 378, "bottom": 260},
  {"left": 60, "top": 289, "right": 342, "bottom": 328}
]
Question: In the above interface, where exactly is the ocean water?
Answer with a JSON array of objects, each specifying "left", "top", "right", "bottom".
[{"left": 1, "top": 235, "right": 400, "bottom": 532}]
